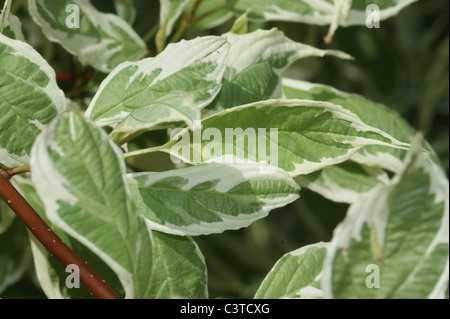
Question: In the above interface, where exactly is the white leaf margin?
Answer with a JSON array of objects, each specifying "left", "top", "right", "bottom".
[
  {"left": 128, "top": 163, "right": 300, "bottom": 236},
  {"left": 255, "top": 241, "right": 328, "bottom": 299},
  {"left": 0, "top": 33, "right": 66, "bottom": 168},
  {"left": 0, "top": 34, "right": 66, "bottom": 113},
  {"left": 30, "top": 112, "right": 135, "bottom": 298},
  {"left": 85, "top": 35, "right": 230, "bottom": 128},
  {"left": 294, "top": 165, "right": 390, "bottom": 204}
]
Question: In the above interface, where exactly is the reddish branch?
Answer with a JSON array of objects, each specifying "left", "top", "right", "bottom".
[
  {"left": 56, "top": 70, "right": 95, "bottom": 83},
  {"left": 0, "top": 169, "right": 121, "bottom": 299}
]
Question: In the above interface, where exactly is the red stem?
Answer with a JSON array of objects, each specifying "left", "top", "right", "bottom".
[{"left": 0, "top": 169, "right": 121, "bottom": 299}]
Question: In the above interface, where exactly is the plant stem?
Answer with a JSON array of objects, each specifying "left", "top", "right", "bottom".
[
  {"left": 143, "top": 23, "right": 159, "bottom": 43},
  {"left": 0, "top": 169, "right": 121, "bottom": 299},
  {"left": 4, "top": 165, "right": 30, "bottom": 178},
  {"left": 170, "top": 0, "right": 204, "bottom": 44}
]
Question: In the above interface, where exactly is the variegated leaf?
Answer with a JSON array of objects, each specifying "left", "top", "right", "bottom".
[
  {"left": 30, "top": 112, "right": 207, "bottom": 298},
  {"left": 322, "top": 135, "right": 449, "bottom": 299},
  {"left": 163, "top": 99, "right": 410, "bottom": 177},
  {"left": 207, "top": 28, "right": 352, "bottom": 113},
  {"left": 128, "top": 163, "right": 300, "bottom": 236},
  {"left": 0, "top": 33, "right": 65, "bottom": 168},
  {"left": 0, "top": 0, "right": 25, "bottom": 40},
  {"left": 28, "top": 0, "right": 147, "bottom": 73},
  {"left": 113, "top": 0, "right": 136, "bottom": 25},
  {"left": 86, "top": 36, "right": 229, "bottom": 144},
  {"left": 281, "top": 78, "right": 439, "bottom": 173},
  {"left": 255, "top": 242, "right": 327, "bottom": 299},
  {"left": 227, "top": 0, "right": 417, "bottom": 42}
]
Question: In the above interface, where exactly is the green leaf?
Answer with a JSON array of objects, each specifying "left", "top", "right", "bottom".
[
  {"left": 113, "top": 0, "right": 136, "bottom": 25},
  {"left": 207, "top": 28, "right": 352, "bottom": 113},
  {"left": 255, "top": 242, "right": 327, "bottom": 299},
  {"left": 230, "top": 8, "right": 251, "bottom": 34},
  {"left": 282, "top": 78, "right": 440, "bottom": 173},
  {"left": 0, "top": 0, "right": 25, "bottom": 41},
  {"left": 0, "top": 198, "right": 15, "bottom": 234},
  {"left": 86, "top": 36, "right": 229, "bottom": 144},
  {"left": 0, "top": 216, "right": 31, "bottom": 295},
  {"left": 30, "top": 112, "right": 207, "bottom": 298},
  {"left": 164, "top": 99, "right": 410, "bottom": 177},
  {"left": 295, "top": 161, "right": 389, "bottom": 204},
  {"left": 322, "top": 135, "right": 449, "bottom": 299},
  {"left": 0, "top": 33, "right": 65, "bottom": 168},
  {"left": 28, "top": 0, "right": 147, "bottom": 73},
  {"left": 128, "top": 163, "right": 300, "bottom": 236}
]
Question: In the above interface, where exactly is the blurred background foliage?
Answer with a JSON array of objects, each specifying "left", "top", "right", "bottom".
[{"left": 1, "top": 0, "right": 448, "bottom": 298}]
